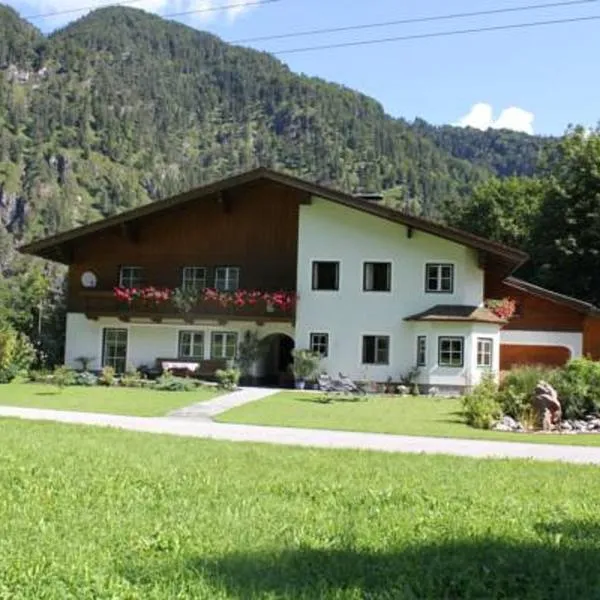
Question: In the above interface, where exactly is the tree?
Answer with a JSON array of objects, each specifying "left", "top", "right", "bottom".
[
  {"left": 447, "top": 176, "right": 546, "bottom": 251},
  {"left": 531, "top": 127, "right": 600, "bottom": 304}
]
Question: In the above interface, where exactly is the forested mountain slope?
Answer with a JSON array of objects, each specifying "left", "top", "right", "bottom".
[{"left": 0, "top": 3, "right": 555, "bottom": 256}]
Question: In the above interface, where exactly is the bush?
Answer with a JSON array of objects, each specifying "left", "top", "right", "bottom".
[
  {"left": 215, "top": 367, "right": 241, "bottom": 391},
  {"left": 53, "top": 365, "right": 76, "bottom": 390},
  {"left": 120, "top": 367, "right": 145, "bottom": 388},
  {"left": 462, "top": 373, "right": 502, "bottom": 429},
  {"left": 499, "top": 365, "right": 554, "bottom": 420},
  {"left": 551, "top": 358, "right": 600, "bottom": 419},
  {"left": 0, "top": 325, "right": 35, "bottom": 383},
  {"left": 28, "top": 368, "right": 53, "bottom": 384},
  {"left": 74, "top": 371, "right": 98, "bottom": 386},
  {"left": 155, "top": 372, "right": 196, "bottom": 392},
  {"left": 98, "top": 366, "right": 116, "bottom": 386}
]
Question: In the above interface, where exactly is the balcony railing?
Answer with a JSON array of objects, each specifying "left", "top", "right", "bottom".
[{"left": 81, "top": 287, "right": 297, "bottom": 323}]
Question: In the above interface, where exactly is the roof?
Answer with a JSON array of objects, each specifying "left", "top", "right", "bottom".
[
  {"left": 405, "top": 305, "right": 506, "bottom": 324},
  {"left": 19, "top": 167, "right": 529, "bottom": 268},
  {"left": 504, "top": 277, "right": 600, "bottom": 315}
]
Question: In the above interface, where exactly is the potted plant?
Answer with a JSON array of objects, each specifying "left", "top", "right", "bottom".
[{"left": 291, "top": 349, "right": 321, "bottom": 390}]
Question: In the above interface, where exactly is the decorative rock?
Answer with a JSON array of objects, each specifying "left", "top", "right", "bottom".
[
  {"left": 560, "top": 421, "right": 574, "bottom": 432},
  {"left": 493, "top": 415, "right": 524, "bottom": 432},
  {"left": 533, "top": 381, "right": 561, "bottom": 431},
  {"left": 396, "top": 385, "right": 410, "bottom": 396}
]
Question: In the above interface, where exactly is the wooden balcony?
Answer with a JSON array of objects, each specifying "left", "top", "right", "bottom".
[{"left": 81, "top": 290, "right": 295, "bottom": 324}]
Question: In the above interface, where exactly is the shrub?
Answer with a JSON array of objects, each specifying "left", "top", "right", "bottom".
[
  {"left": 0, "top": 326, "right": 35, "bottom": 384},
  {"left": 28, "top": 368, "right": 53, "bottom": 384},
  {"left": 551, "top": 358, "right": 600, "bottom": 419},
  {"left": 120, "top": 367, "right": 144, "bottom": 388},
  {"left": 462, "top": 373, "right": 502, "bottom": 429},
  {"left": 98, "top": 366, "right": 116, "bottom": 386},
  {"left": 215, "top": 367, "right": 241, "bottom": 391},
  {"left": 74, "top": 371, "right": 98, "bottom": 386},
  {"left": 291, "top": 349, "right": 321, "bottom": 381},
  {"left": 53, "top": 365, "right": 76, "bottom": 390},
  {"left": 155, "top": 372, "right": 196, "bottom": 392},
  {"left": 499, "top": 365, "right": 554, "bottom": 420}
]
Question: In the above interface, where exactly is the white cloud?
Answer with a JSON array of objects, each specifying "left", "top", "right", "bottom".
[
  {"left": 454, "top": 102, "right": 535, "bottom": 135},
  {"left": 18, "top": 0, "right": 255, "bottom": 29}
]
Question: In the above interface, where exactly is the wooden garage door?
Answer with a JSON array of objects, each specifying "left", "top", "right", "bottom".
[{"left": 500, "top": 344, "right": 571, "bottom": 370}]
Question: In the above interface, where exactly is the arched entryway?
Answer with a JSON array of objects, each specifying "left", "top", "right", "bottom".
[{"left": 258, "top": 333, "right": 295, "bottom": 387}]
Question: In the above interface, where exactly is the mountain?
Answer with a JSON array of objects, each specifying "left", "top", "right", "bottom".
[{"left": 0, "top": 4, "right": 555, "bottom": 259}]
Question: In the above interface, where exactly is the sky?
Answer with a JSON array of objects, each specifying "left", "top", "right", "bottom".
[{"left": 7, "top": 0, "right": 600, "bottom": 135}]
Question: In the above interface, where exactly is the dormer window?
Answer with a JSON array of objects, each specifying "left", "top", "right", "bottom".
[
  {"left": 119, "top": 266, "right": 143, "bottom": 288},
  {"left": 425, "top": 263, "right": 454, "bottom": 293}
]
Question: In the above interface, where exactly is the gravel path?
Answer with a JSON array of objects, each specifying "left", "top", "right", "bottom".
[
  {"left": 168, "top": 387, "right": 278, "bottom": 418},
  {"left": 2, "top": 404, "right": 600, "bottom": 464}
]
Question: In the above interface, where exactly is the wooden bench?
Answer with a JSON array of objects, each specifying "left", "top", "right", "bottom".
[{"left": 155, "top": 358, "right": 228, "bottom": 378}]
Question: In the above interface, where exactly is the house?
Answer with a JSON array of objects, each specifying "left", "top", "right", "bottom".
[{"left": 19, "top": 167, "right": 600, "bottom": 391}]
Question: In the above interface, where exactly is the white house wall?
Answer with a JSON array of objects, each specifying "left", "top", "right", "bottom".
[
  {"left": 500, "top": 330, "right": 582, "bottom": 358},
  {"left": 295, "top": 197, "right": 489, "bottom": 385},
  {"left": 64, "top": 313, "right": 294, "bottom": 370}
]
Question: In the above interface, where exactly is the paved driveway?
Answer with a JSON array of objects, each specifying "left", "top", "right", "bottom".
[{"left": 2, "top": 404, "right": 600, "bottom": 464}]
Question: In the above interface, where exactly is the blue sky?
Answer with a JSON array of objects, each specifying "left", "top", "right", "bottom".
[{"left": 9, "top": 0, "right": 600, "bottom": 135}]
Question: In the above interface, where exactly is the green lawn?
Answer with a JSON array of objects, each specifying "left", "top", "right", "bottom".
[
  {"left": 1, "top": 419, "right": 600, "bottom": 599},
  {"left": 217, "top": 391, "right": 600, "bottom": 447},
  {"left": 0, "top": 383, "right": 221, "bottom": 416}
]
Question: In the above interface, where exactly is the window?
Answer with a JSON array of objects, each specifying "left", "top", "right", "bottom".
[
  {"left": 310, "top": 333, "right": 329, "bottom": 357},
  {"left": 119, "top": 266, "right": 143, "bottom": 288},
  {"left": 362, "top": 335, "right": 390, "bottom": 365},
  {"left": 438, "top": 337, "right": 464, "bottom": 367},
  {"left": 477, "top": 338, "right": 493, "bottom": 368},
  {"left": 214, "top": 267, "right": 240, "bottom": 291},
  {"left": 312, "top": 261, "right": 339, "bottom": 291},
  {"left": 211, "top": 332, "right": 238, "bottom": 359},
  {"left": 417, "top": 335, "right": 427, "bottom": 367},
  {"left": 178, "top": 331, "right": 205, "bottom": 359},
  {"left": 425, "top": 263, "right": 454, "bottom": 293},
  {"left": 102, "top": 328, "right": 128, "bottom": 373},
  {"left": 363, "top": 262, "right": 391, "bottom": 292},
  {"left": 182, "top": 267, "right": 207, "bottom": 291}
]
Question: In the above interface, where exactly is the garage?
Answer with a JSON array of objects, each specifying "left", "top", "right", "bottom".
[{"left": 500, "top": 344, "right": 571, "bottom": 370}]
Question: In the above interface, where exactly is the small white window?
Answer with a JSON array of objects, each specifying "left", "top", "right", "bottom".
[
  {"left": 178, "top": 331, "right": 204, "bottom": 359},
  {"left": 417, "top": 336, "right": 427, "bottom": 367},
  {"left": 438, "top": 337, "right": 464, "bottom": 367},
  {"left": 426, "top": 263, "right": 454, "bottom": 293},
  {"left": 477, "top": 338, "right": 493, "bottom": 368},
  {"left": 214, "top": 267, "right": 240, "bottom": 291},
  {"left": 211, "top": 332, "right": 238, "bottom": 359},
  {"left": 364, "top": 262, "right": 391, "bottom": 292},
  {"left": 362, "top": 335, "right": 390, "bottom": 365},
  {"left": 310, "top": 333, "right": 329, "bottom": 357},
  {"left": 119, "top": 266, "right": 143, "bottom": 288},
  {"left": 182, "top": 267, "right": 207, "bottom": 291},
  {"left": 312, "top": 261, "right": 339, "bottom": 291}
]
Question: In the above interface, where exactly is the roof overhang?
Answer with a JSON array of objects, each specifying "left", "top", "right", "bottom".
[
  {"left": 19, "top": 167, "right": 529, "bottom": 271},
  {"left": 405, "top": 304, "right": 506, "bottom": 325}
]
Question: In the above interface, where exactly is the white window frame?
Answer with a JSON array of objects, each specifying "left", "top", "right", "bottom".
[
  {"left": 211, "top": 331, "right": 238, "bottom": 359},
  {"left": 309, "top": 332, "right": 329, "bottom": 357},
  {"left": 363, "top": 261, "right": 392, "bottom": 292},
  {"left": 311, "top": 261, "right": 340, "bottom": 291},
  {"left": 178, "top": 331, "right": 205, "bottom": 359},
  {"left": 416, "top": 335, "right": 427, "bottom": 367},
  {"left": 361, "top": 335, "right": 390, "bottom": 365},
  {"left": 438, "top": 336, "right": 464, "bottom": 368},
  {"left": 182, "top": 267, "right": 207, "bottom": 291},
  {"left": 102, "top": 328, "right": 128, "bottom": 373},
  {"left": 119, "top": 266, "right": 143, "bottom": 288},
  {"left": 425, "top": 263, "right": 454, "bottom": 294},
  {"left": 214, "top": 267, "right": 240, "bottom": 292},
  {"left": 477, "top": 337, "right": 494, "bottom": 368}
]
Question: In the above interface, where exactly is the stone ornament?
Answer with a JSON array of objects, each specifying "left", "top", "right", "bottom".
[{"left": 533, "top": 381, "right": 562, "bottom": 431}]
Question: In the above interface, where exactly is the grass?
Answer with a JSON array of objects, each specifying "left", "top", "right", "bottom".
[
  {"left": 0, "top": 382, "right": 221, "bottom": 416},
  {"left": 1, "top": 419, "right": 600, "bottom": 598},
  {"left": 217, "top": 391, "right": 600, "bottom": 447}
]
